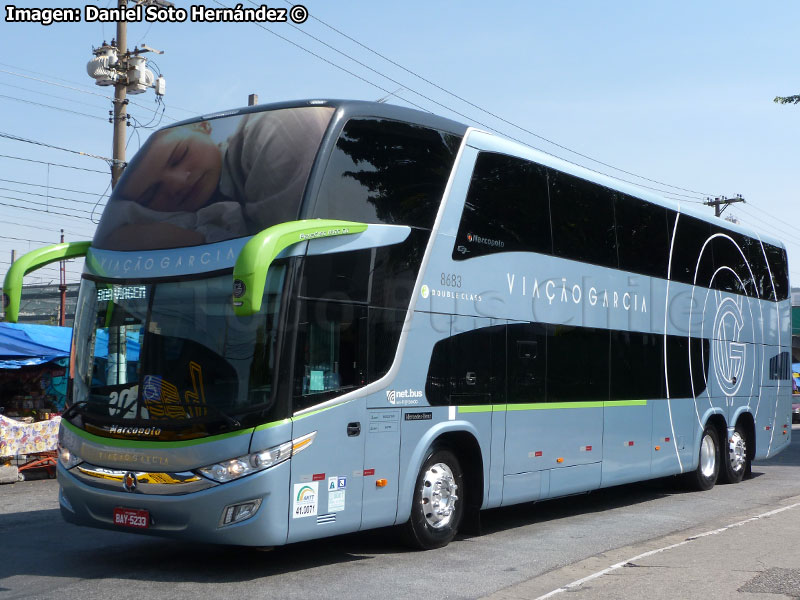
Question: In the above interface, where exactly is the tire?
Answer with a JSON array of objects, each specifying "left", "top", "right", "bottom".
[
  {"left": 720, "top": 423, "right": 748, "bottom": 484},
  {"left": 402, "top": 447, "right": 464, "bottom": 550},
  {"left": 684, "top": 425, "right": 720, "bottom": 491}
]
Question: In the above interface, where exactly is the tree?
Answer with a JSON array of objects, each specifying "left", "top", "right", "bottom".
[{"left": 774, "top": 95, "right": 800, "bottom": 104}]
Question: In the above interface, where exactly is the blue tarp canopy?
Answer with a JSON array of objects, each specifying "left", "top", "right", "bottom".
[
  {"left": 0, "top": 323, "right": 73, "bottom": 369},
  {"left": 0, "top": 323, "right": 139, "bottom": 369}
]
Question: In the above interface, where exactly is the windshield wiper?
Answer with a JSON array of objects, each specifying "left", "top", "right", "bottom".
[{"left": 62, "top": 401, "right": 89, "bottom": 420}]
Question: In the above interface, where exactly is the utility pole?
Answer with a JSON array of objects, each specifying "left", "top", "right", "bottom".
[
  {"left": 87, "top": 0, "right": 168, "bottom": 189},
  {"left": 59, "top": 229, "right": 66, "bottom": 327},
  {"left": 85, "top": 0, "right": 169, "bottom": 385},
  {"left": 704, "top": 194, "right": 745, "bottom": 218},
  {"left": 111, "top": 4, "right": 128, "bottom": 189}
]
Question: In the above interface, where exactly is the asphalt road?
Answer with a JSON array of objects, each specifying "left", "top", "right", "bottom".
[{"left": 2, "top": 429, "right": 800, "bottom": 600}]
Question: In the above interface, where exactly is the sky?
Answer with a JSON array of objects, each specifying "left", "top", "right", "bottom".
[{"left": 1, "top": 0, "right": 798, "bottom": 288}]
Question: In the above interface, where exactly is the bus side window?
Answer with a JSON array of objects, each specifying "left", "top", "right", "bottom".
[
  {"left": 763, "top": 243, "right": 789, "bottom": 301},
  {"left": 452, "top": 152, "right": 551, "bottom": 261},
  {"left": 507, "top": 323, "right": 547, "bottom": 405},
  {"left": 425, "top": 324, "right": 505, "bottom": 406},
  {"left": 614, "top": 193, "right": 671, "bottom": 279},
  {"left": 549, "top": 171, "right": 618, "bottom": 269}
]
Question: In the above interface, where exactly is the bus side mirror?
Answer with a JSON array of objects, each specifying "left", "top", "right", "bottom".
[
  {"left": 232, "top": 219, "right": 367, "bottom": 317},
  {"left": 2, "top": 241, "right": 91, "bottom": 323}
]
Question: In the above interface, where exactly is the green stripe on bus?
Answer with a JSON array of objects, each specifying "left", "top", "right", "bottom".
[
  {"left": 457, "top": 400, "right": 647, "bottom": 414},
  {"left": 60, "top": 419, "right": 254, "bottom": 449}
]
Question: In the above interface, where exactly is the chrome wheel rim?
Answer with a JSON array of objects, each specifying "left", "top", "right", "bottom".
[
  {"left": 700, "top": 433, "right": 716, "bottom": 478},
  {"left": 421, "top": 462, "right": 459, "bottom": 529},
  {"left": 729, "top": 431, "right": 746, "bottom": 473}
]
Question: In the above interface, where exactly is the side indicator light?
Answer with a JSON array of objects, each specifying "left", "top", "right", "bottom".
[
  {"left": 784, "top": 430, "right": 788, "bottom": 435},
  {"left": 556, "top": 457, "right": 564, "bottom": 464},
  {"left": 376, "top": 479, "right": 388, "bottom": 488},
  {"left": 655, "top": 446, "right": 661, "bottom": 451}
]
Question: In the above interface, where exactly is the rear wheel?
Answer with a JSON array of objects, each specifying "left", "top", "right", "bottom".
[
  {"left": 402, "top": 447, "right": 463, "bottom": 550},
  {"left": 684, "top": 425, "right": 719, "bottom": 491},
  {"left": 720, "top": 423, "right": 748, "bottom": 484}
]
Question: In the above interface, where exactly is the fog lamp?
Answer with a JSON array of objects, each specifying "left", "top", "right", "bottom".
[{"left": 220, "top": 499, "right": 262, "bottom": 527}]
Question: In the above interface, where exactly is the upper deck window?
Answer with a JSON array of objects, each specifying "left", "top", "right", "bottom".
[
  {"left": 452, "top": 152, "right": 552, "bottom": 260},
  {"left": 94, "top": 106, "right": 334, "bottom": 251},
  {"left": 312, "top": 118, "right": 462, "bottom": 229}
]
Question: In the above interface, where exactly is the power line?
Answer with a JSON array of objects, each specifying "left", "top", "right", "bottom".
[
  {"left": 0, "top": 193, "right": 95, "bottom": 216},
  {"left": 239, "top": 1, "right": 713, "bottom": 202},
  {"left": 0, "top": 234, "right": 63, "bottom": 244},
  {"left": 0, "top": 81, "right": 109, "bottom": 111},
  {"left": 0, "top": 153, "right": 109, "bottom": 174},
  {"left": 0, "top": 198, "right": 93, "bottom": 220},
  {"left": 0, "top": 178, "right": 109, "bottom": 199},
  {"left": 280, "top": 0, "right": 716, "bottom": 200},
  {"left": 0, "top": 92, "right": 106, "bottom": 121},
  {"left": 0, "top": 215, "right": 96, "bottom": 236},
  {"left": 0, "top": 66, "right": 188, "bottom": 122},
  {"left": 0, "top": 131, "right": 115, "bottom": 164},
  {"left": 0, "top": 186, "right": 108, "bottom": 207},
  {"left": 210, "top": 0, "right": 432, "bottom": 115}
]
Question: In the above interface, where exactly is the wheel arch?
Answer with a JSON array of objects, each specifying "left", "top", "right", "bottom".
[
  {"left": 396, "top": 421, "right": 487, "bottom": 525},
  {"left": 732, "top": 410, "right": 756, "bottom": 462}
]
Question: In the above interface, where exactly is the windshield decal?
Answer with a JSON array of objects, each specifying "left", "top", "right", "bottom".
[{"left": 93, "top": 106, "right": 334, "bottom": 251}]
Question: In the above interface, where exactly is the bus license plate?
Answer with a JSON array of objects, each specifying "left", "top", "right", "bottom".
[{"left": 114, "top": 507, "right": 149, "bottom": 529}]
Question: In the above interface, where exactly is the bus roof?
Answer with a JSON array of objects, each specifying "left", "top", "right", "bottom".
[{"left": 160, "top": 99, "right": 785, "bottom": 252}]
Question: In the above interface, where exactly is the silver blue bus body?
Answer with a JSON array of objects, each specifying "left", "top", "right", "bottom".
[{"left": 51, "top": 100, "right": 791, "bottom": 547}]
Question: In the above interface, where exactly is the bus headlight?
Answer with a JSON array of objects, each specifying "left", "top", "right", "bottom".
[
  {"left": 196, "top": 431, "right": 316, "bottom": 483},
  {"left": 58, "top": 444, "right": 82, "bottom": 469}
]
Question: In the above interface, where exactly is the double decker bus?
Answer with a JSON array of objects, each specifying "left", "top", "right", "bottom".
[{"left": 3, "top": 99, "right": 792, "bottom": 549}]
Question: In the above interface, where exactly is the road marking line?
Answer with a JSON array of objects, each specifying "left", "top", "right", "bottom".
[{"left": 533, "top": 501, "right": 800, "bottom": 600}]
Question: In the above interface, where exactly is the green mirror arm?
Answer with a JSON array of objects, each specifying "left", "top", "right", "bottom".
[
  {"left": 2, "top": 241, "right": 91, "bottom": 323},
  {"left": 232, "top": 219, "right": 368, "bottom": 317}
]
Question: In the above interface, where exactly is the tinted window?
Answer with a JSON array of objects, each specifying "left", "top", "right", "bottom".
[
  {"left": 425, "top": 325, "right": 505, "bottom": 406},
  {"left": 507, "top": 322, "right": 547, "bottom": 404},
  {"left": 292, "top": 299, "right": 368, "bottom": 412},
  {"left": 453, "top": 152, "right": 551, "bottom": 260},
  {"left": 669, "top": 214, "right": 714, "bottom": 286},
  {"left": 764, "top": 243, "right": 789, "bottom": 301},
  {"left": 313, "top": 118, "right": 461, "bottom": 229},
  {"left": 615, "top": 194, "right": 671, "bottom": 278},
  {"left": 745, "top": 237, "right": 775, "bottom": 301},
  {"left": 546, "top": 325, "right": 609, "bottom": 402},
  {"left": 707, "top": 227, "right": 756, "bottom": 297},
  {"left": 299, "top": 249, "right": 371, "bottom": 304},
  {"left": 299, "top": 228, "right": 429, "bottom": 312},
  {"left": 664, "top": 335, "right": 709, "bottom": 398},
  {"left": 610, "top": 331, "right": 665, "bottom": 400},
  {"left": 95, "top": 107, "right": 335, "bottom": 251},
  {"left": 549, "top": 171, "right": 618, "bottom": 268}
]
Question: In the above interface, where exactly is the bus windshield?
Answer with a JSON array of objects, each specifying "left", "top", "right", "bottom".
[{"left": 70, "top": 266, "right": 287, "bottom": 438}]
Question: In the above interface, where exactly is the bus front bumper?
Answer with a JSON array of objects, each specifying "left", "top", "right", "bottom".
[{"left": 57, "top": 460, "right": 291, "bottom": 547}]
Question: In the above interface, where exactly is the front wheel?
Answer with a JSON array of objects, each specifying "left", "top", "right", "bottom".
[
  {"left": 720, "top": 423, "right": 749, "bottom": 484},
  {"left": 402, "top": 447, "right": 464, "bottom": 550},
  {"left": 684, "top": 425, "right": 719, "bottom": 491}
]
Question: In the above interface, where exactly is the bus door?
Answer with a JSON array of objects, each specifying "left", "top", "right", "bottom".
[{"left": 286, "top": 301, "right": 368, "bottom": 543}]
